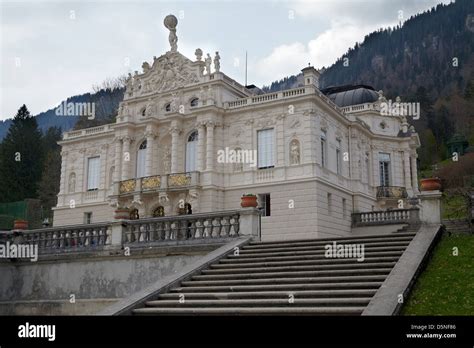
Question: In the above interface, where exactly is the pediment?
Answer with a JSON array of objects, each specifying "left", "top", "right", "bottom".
[{"left": 125, "top": 51, "right": 204, "bottom": 98}]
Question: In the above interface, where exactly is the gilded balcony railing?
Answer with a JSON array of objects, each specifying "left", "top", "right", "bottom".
[
  {"left": 168, "top": 173, "right": 192, "bottom": 187},
  {"left": 120, "top": 179, "right": 136, "bottom": 194},
  {"left": 141, "top": 175, "right": 161, "bottom": 190}
]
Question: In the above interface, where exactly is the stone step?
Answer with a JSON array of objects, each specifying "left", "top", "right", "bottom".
[
  {"left": 203, "top": 262, "right": 397, "bottom": 274},
  {"left": 192, "top": 268, "right": 393, "bottom": 281},
  {"left": 144, "top": 298, "right": 372, "bottom": 308},
  {"left": 248, "top": 232, "right": 416, "bottom": 247},
  {"left": 170, "top": 282, "right": 384, "bottom": 293},
  {"left": 225, "top": 249, "right": 405, "bottom": 261},
  {"left": 180, "top": 275, "right": 387, "bottom": 287},
  {"left": 238, "top": 241, "right": 410, "bottom": 254},
  {"left": 243, "top": 237, "right": 414, "bottom": 250},
  {"left": 158, "top": 289, "right": 378, "bottom": 299},
  {"left": 132, "top": 306, "right": 365, "bottom": 315},
  {"left": 211, "top": 256, "right": 401, "bottom": 269}
]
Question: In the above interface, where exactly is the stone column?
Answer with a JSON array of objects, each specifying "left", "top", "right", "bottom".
[
  {"left": 170, "top": 127, "right": 181, "bottom": 174},
  {"left": 59, "top": 151, "right": 68, "bottom": 195},
  {"left": 114, "top": 137, "right": 122, "bottom": 183},
  {"left": 404, "top": 151, "right": 412, "bottom": 192},
  {"left": 276, "top": 115, "right": 285, "bottom": 166},
  {"left": 121, "top": 136, "right": 131, "bottom": 180},
  {"left": 145, "top": 131, "right": 155, "bottom": 177},
  {"left": 197, "top": 123, "right": 205, "bottom": 171},
  {"left": 206, "top": 121, "right": 215, "bottom": 171},
  {"left": 411, "top": 153, "right": 419, "bottom": 193},
  {"left": 99, "top": 144, "right": 108, "bottom": 189}
]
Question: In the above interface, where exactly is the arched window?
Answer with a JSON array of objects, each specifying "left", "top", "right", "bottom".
[
  {"left": 141, "top": 108, "right": 146, "bottom": 117},
  {"left": 136, "top": 140, "right": 147, "bottom": 178},
  {"left": 165, "top": 103, "right": 171, "bottom": 112},
  {"left": 185, "top": 131, "right": 198, "bottom": 172},
  {"left": 152, "top": 206, "right": 165, "bottom": 217},
  {"left": 190, "top": 98, "right": 199, "bottom": 107}
]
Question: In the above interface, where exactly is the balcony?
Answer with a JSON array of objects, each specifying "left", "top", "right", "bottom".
[
  {"left": 117, "top": 172, "right": 200, "bottom": 195},
  {"left": 376, "top": 186, "right": 408, "bottom": 199}
]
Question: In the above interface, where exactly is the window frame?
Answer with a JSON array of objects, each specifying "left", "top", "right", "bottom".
[{"left": 257, "top": 128, "right": 275, "bottom": 169}]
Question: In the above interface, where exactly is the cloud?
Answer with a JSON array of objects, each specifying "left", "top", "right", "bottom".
[{"left": 254, "top": 20, "right": 385, "bottom": 85}]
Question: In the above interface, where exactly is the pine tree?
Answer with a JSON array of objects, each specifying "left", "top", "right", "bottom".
[
  {"left": 0, "top": 105, "right": 44, "bottom": 203},
  {"left": 37, "top": 150, "right": 61, "bottom": 220}
]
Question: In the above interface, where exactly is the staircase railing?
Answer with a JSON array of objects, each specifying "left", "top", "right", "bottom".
[
  {"left": 352, "top": 208, "right": 420, "bottom": 227},
  {"left": 0, "top": 208, "right": 260, "bottom": 255},
  {"left": 123, "top": 210, "right": 241, "bottom": 245}
]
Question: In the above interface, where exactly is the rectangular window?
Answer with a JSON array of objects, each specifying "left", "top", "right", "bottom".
[
  {"left": 87, "top": 157, "right": 100, "bottom": 191},
  {"left": 257, "top": 129, "right": 274, "bottom": 169},
  {"left": 84, "top": 212, "right": 92, "bottom": 224},
  {"left": 336, "top": 139, "right": 342, "bottom": 175},
  {"left": 342, "top": 198, "right": 347, "bottom": 218},
  {"left": 258, "top": 193, "right": 271, "bottom": 217},
  {"left": 379, "top": 153, "right": 391, "bottom": 187},
  {"left": 136, "top": 148, "right": 146, "bottom": 178},
  {"left": 321, "top": 130, "right": 327, "bottom": 168}
]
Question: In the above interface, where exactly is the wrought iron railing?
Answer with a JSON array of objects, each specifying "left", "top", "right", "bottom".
[{"left": 376, "top": 186, "right": 408, "bottom": 199}]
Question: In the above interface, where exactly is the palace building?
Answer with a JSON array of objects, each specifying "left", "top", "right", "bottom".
[{"left": 53, "top": 15, "right": 420, "bottom": 241}]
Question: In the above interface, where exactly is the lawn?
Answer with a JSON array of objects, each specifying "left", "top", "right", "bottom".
[{"left": 402, "top": 233, "right": 474, "bottom": 315}]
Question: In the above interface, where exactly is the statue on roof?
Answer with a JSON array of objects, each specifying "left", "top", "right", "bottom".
[
  {"left": 205, "top": 53, "right": 212, "bottom": 75},
  {"left": 214, "top": 51, "right": 221, "bottom": 72},
  {"left": 164, "top": 15, "right": 178, "bottom": 52}
]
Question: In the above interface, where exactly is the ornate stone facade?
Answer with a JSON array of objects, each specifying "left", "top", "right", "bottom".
[{"left": 53, "top": 15, "right": 420, "bottom": 241}]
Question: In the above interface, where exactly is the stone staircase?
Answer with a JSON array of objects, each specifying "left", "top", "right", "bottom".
[{"left": 132, "top": 232, "right": 417, "bottom": 315}]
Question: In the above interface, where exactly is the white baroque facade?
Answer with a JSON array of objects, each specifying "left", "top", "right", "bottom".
[{"left": 53, "top": 15, "right": 420, "bottom": 241}]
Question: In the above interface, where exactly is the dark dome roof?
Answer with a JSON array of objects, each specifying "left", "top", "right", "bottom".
[{"left": 322, "top": 84, "right": 379, "bottom": 107}]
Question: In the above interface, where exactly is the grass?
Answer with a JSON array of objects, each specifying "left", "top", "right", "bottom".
[
  {"left": 402, "top": 233, "right": 474, "bottom": 315},
  {"left": 441, "top": 194, "right": 470, "bottom": 220}
]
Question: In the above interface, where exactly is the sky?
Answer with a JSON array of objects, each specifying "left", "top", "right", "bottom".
[{"left": 0, "top": 0, "right": 452, "bottom": 120}]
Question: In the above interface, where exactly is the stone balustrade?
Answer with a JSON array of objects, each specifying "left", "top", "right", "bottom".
[
  {"left": 63, "top": 124, "right": 113, "bottom": 140},
  {"left": 122, "top": 210, "right": 244, "bottom": 245},
  {"left": 0, "top": 209, "right": 261, "bottom": 256},
  {"left": 352, "top": 208, "right": 420, "bottom": 227},
  {"left": 225, "top": 86, "right": 313, "bottom": 109},
  {"left": 0, "top": 223, "right": 111, "bottom": 254}
]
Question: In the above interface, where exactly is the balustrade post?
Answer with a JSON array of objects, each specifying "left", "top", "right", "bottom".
[
  {"left": 419, "top": 190, "right": 442, "bottom": 224},
  {"left": 239, "top": 208, "right": 260, "bottom": 239},
  {"left": 108, "top": 221, "right": 127, "bottom": 248}
]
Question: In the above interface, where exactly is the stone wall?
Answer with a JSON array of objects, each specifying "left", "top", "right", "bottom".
[{"left": 0, "top": 245, "right": 216, "bottom": 315}]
